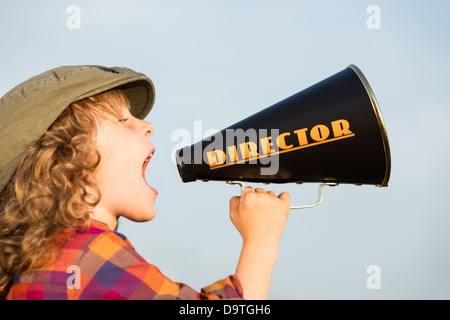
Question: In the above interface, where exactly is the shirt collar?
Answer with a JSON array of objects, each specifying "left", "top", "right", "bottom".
[{"left": 89, "top": 219, "right": 112, "bottom": 231}]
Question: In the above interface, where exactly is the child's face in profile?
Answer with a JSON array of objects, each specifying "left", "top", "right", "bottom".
[{"left": 92, "top": 102, "right": 157, "bottom": 226}]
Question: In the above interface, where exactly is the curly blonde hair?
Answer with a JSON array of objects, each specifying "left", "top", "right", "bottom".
[{"left": 0, "top": 89, "right": 129, "bottom": 298}]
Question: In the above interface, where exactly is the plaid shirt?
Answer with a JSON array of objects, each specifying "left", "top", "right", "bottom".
[{"left": 6, "top": 220, "right": 244, "bottom": 300}]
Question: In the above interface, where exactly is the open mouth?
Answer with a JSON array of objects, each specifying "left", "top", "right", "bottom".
[{"left": 142, "top": 151, "right": 158, "bottom": 195}]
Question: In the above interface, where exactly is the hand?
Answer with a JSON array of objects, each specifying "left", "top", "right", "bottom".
[{"left": 229, "top": 187, "right": 290, "bottom": 245}]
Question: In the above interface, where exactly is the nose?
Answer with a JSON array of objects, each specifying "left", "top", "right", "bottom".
[{"left": 142, "top": 120, "right": 154, "bottom": 138}]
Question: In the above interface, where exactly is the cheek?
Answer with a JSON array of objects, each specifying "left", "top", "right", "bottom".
[
  {"left": 99, "top": 155, "right": 137, "bottom": 185},
  {"left": 95, "top": 144, "right": 127, "bottom": 192},
  {"left": 96, "top": 143, "right": 145, "bottom": 198}
]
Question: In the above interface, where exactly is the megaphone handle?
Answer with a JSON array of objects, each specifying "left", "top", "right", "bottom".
[
  {"left": 226, "top": 181, "right": 245, "bottom": 194},
  {"left": 226, "top": 181, "right": 338, "bottom": 210}
]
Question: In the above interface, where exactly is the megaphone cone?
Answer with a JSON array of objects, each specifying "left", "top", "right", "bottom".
[{"left": 176, "top": 65, "right": 390, "bottom": 201}]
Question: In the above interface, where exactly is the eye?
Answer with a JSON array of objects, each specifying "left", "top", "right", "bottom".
[{"left": 119, "top": 118, "right": 129, "bottom": 123}]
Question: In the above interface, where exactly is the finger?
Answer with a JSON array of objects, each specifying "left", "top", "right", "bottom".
[
  {"left": 255, "top": 188, "right": 266, "bottom": 193},
  {"left": 242, "top": 186, "right": 255, "bottom": 194},
  {"left": 278, "top": 191, "right": 291, "bottom": 204},
  {"left": 267, "top": 190, "right": 277, "bottom": 197}
]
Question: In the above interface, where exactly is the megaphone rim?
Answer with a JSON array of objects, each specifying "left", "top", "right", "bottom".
[{"left": 347, "top": 64, "right": 391, "bottom": 187}]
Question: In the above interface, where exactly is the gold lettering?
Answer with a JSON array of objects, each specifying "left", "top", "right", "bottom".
[
  {"left": 310, "top": 124, "right": 330, "bottom": 142},
  {"left": 293, "top": 128, "right": 309, "bottom": 145},
  {"left": 239, "top": 142, "right": 259, "bottom": 160},
  {"left": 206, "top": 150, "right": 226, "bottom": 166},
  {"left": 259, "top": 136, "right": 275, "bottom": 155},
  {"left": 227, "top": 145, "right": 238, "bottom": 163},
  {"left": 206, "top": 119, "right": 355, "bottom": 170},
  {"left": 331, "top": 119, "right": 352, "bottom": 137},
  {"left": 276, "top": 132, "right": 293, "bottom": 150}
]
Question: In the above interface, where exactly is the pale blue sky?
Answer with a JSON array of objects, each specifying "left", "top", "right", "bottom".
[{"left": 1, "top": 0, "right": 449, "bottom": 299}]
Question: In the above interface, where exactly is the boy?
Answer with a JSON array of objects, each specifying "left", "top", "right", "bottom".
[{"left": 0, "top": 65, "right": 290, "bottom": 300}]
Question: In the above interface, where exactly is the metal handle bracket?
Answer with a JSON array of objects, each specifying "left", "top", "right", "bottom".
[{"left": 226, "top": 181, "right": 338, "bottom": 210}]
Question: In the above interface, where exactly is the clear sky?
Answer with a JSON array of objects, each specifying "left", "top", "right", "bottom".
[{"left": 1, "top": 0, "right": 449, "bottom": 299}]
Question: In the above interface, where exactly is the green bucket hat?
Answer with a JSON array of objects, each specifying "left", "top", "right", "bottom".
[{"left": 0, "top": 65, "right": 155, "bottom": 194}]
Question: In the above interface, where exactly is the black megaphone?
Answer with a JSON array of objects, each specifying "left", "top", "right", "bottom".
[{"left": 175, "top": 65, "right": 390, "bottom": 209}]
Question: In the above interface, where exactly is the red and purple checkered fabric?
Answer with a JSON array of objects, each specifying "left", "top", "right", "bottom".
[{"left": 6, "top": 220, "right": 244, "bottom": 300}]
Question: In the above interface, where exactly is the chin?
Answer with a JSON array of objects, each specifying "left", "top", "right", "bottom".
[
  {"left": 143, "top": 208, "right": 157, "bottom": 221},
  {"left": 131, "top": 205, "right": 157, "bottom": 222}
]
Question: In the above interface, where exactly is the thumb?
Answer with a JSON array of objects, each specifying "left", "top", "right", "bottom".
[{"left": 229, "top": 196, "right": 241, "bottom": 213}]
